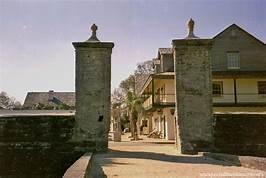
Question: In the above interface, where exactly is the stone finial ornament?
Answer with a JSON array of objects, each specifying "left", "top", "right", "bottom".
[
  {"left": 185, "top": 18, "right": 199, "bottom": 39},
  {"left": 87, "top": 24, "right": 100, "bottom": 42}
]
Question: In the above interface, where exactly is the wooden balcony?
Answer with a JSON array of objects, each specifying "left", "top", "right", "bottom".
[{"left": 142, "top": 94, "right": 175, "bottom": 110}]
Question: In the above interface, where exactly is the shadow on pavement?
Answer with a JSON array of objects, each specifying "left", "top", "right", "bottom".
[{"left": 94, "top": 148, "right": 240, "bottom": 167}]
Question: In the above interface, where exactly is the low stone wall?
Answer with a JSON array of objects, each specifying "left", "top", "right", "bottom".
[
  {"left": 63, "top": 153, "right": 92, "bottom": 178},
  {"left": 0, "top": 113, "right": 89, "bottom": 178},
  {"left": 214, "top": 113, "right": 266, "bottom": 157}
]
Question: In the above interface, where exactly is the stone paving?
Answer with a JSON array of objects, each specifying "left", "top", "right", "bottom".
[{"left": 89, "top": 134, "right": 266, "bottom": 178}]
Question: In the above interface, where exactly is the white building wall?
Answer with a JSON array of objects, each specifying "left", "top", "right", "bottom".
[
  {"left": 237, "top": 78, "right": 266, "bottom": 103},
  {"left": 151, "top": 108, "right": 175, "bottom": 140},
  {"left": 152, "top": 111, "right": 160, "bottom": 131},
  {"left": 163, "top": 108, "right": 175, "bottom": 140},
  {"left": 212, "top": 79, "right": 234, "bottom": 103}
]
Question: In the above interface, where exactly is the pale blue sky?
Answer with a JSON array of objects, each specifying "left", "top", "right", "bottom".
[{"left": 0, "top": 0, "right": 265, "bottom": 102}]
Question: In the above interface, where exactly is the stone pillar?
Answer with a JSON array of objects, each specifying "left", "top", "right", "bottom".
[
  {"left": 112, "top": 107, "right": 122, "bottom": 142},
  {"left": 73, "top": 24, "right": 114, "bottom": 152},
  {"left": 172, "top": 19, "right": 213, "bottom": 154}
]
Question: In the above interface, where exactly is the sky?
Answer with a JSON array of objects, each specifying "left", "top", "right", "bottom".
[{"left": 0, "top": 0, "right": 265, "bottom": 102}]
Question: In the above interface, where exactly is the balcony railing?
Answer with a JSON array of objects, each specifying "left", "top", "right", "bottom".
[
  {"left": 213, "top": 93, "right": 266, "bottom": 105},
  {"left": 143, "top": 94, "right": 175, "bottom": 109},
  {"left": 154, "top": 94, "right": 176, "bottom": 105}
]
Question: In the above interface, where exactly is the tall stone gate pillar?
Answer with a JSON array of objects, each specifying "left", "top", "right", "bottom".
[
  {"left": 73, "top": 24, "right": 114, "bottom": 151},
  {"left": 173, "top": 19, "right": 213, "bottom": 154}
]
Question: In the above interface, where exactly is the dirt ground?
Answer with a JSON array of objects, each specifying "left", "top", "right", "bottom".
[{"left": 89, "top": 133, "right": 265, "bottom": 178}]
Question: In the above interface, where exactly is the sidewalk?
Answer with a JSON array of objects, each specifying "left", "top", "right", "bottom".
[{"left": 89, "top": 134, "right": 265, "bottom": 178}]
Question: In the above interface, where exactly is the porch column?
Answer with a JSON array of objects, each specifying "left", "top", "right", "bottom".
[{"left": 152, "top": 77, "right": 155, "bottom": 105}]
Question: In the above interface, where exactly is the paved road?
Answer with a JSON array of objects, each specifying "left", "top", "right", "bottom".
[{"left": 90, "top": 134, "right": 265, "bottom": 178}]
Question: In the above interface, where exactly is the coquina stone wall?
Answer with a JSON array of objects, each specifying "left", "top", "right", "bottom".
[
  {"left": 214, "top": 113, "right": 266, "bottom": 157},
  {"left": 73, "top": 33, "right": 114, "bottom": 152},
  {"left": 173, "top": 39, "right": 214, "bottom": 154},
  {"left": 0, "top": 114, "right": 91, "bottom": 178}
]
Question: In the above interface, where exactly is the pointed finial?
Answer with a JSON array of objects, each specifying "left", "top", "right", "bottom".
[
  {"left": 87, "top": 24, "right": 100, "bottom": 42},
  {"left": 185, "top": 18, "right": 199, "bottom": 39}
]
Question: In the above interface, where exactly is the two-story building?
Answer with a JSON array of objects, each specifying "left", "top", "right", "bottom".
[
  {"left": 212, "top": 24, "right": 266, "bottom": 112},
  {"left": 139, "top": 48, "right": 176, "bottom": 140},
  {"left": 137, "top": 23, "right": 266, "bottom": 140}
]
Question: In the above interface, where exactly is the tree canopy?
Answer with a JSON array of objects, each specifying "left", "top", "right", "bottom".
[
  {"left": 0, "top": 91, "right": 21, "bottom": 109},
  {"left": 111, "top": 59, "right": 154, "bottom": 137},
  {"left": 134, "top": 60, "right": 154, "bottom": 75}
]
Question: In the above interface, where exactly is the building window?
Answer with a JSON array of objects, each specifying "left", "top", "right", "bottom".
[
  {"left": 258, "top": 81, "right": 266, "bottom": 94},
  {"left": 212, "top": 81, "right": 223, "bottom": 96},
  {"left": 227, "top": 52, "right": 240, "bottom": 69}
]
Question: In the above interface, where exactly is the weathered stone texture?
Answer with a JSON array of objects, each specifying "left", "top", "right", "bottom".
[
  {"left": 0, "top": 115, "right": 87, "bottom": 178},
  {"left": 63, "top": 153, "right": 92, "bottom": 178},
  {"left": 73, "top": 42, "right": 114, "bottom": 152},
  {"left": 214, "top": 113, "right": 266, "bottom": 157},
  {"left": 173, "top": 39, "right": 214, "bottom": 154}
]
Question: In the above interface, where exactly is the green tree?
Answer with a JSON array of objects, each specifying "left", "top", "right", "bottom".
[
  {"left": 112, "top": 59, "right": 154, "bottom": 140},
  {"left": 126, "top": 91, "right": 144, "bottom": 140}
]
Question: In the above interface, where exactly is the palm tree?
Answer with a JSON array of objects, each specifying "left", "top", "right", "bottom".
[{"left": 126, "top": 91, "right": 143, "bottom": 140}]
